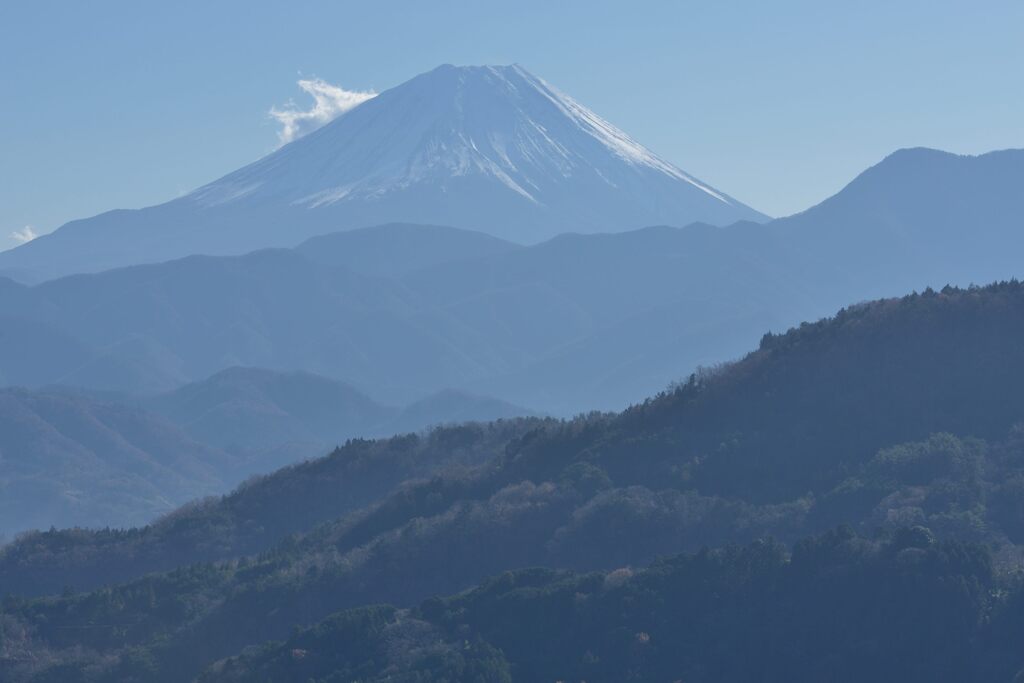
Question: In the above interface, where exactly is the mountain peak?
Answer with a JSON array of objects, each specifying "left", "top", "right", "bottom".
[
  {"left": 827, "top": 146, "right": 1024, "bottom": 201},
  {"left": 0, "top": 63, "right": 767, "bottom": 282},
  {"left": 190, "top": 62, "right": 763, "bottom": 226}
]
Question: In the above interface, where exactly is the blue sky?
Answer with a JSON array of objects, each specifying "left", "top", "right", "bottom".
[{"left": 1, "top": 0, "right": 1021, "bottom": 251}]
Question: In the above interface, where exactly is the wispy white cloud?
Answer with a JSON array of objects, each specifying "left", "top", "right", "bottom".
[
  {"left": 270, "top": 78, "right": 376, "bottom": 146},
  {"left": 10, "top": 225, "right": 38, "bottom": 245}
]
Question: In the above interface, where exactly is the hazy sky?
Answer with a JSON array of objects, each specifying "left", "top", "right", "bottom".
[{"left": 2, "top": 0, "right": 1021, "bottom": 251}]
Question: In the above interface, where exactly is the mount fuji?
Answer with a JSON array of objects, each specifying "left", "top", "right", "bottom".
[{"left": 0, "top": 64, "right": 766, "bottom": 282}]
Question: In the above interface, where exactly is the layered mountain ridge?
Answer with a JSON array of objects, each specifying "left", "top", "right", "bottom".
[
  {"left": 1, "top": 147, "right": 1020, "bottom": 414},
  {"left": 0, "top": 366, "right": 534, "bottom": 538}
]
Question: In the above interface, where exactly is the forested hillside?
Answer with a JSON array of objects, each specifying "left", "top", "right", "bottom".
[
  {"left": 0, "top": 418, "right": 543, "bottom": 596},
  {"left": 0, "top": 371, "right": 535, "bottom": 539},
  {"left": 199, "top": 529, "right": 1021, "bottom": 683},
  {"left": 5, "top": 282, "right": 1024, "bottom": 681}
]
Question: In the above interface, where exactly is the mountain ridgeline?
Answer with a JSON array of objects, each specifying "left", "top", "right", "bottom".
[
  {"left": 5, "top": 283, "right": 1024, "bottom": 681},
  {"left": 0, "top": 148, "right": 1022, "bottom": 418}
]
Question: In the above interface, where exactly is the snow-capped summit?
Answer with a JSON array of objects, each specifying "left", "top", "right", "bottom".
[
  {"left": 0, "top": 64, "right": 766, "bottom": 281},
  {"left": 191, "top": 65, "right": 754, "bottom": 219}
]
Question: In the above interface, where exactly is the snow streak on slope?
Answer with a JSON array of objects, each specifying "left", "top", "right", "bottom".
[{"left": 516, "top": 67, "right": 729, "bottom": 201}]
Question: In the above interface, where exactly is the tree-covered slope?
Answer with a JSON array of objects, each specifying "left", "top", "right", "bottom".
[
  {"left": 7, "top": 529, "right": 1023, "bottom": 682},
  {"left": 199, "top": 529, "right": 1018, "bottom": 683},
  {"left": 0, "top": 418, "right": 544, "bottom": 596},
  {"left": 6, "top": 283, "right": 1024, "bottom": 680}
]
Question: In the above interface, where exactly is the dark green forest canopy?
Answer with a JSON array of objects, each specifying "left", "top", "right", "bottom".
[
  {"left": 19, "top": 530, "right": 1022, "bottom": 683},
  {"left": 5, "top": 282, "right": 1024, "bottom": 681},
  {"left": 201, "top": 529, "right": 1017, "bottom": 683}
]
